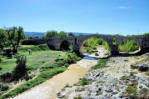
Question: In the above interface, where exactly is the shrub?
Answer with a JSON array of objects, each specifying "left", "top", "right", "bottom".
[
  {"left": 79, "top": 78, "right": 89, "bottom": 85},
  {"left": 55, "top": 53, "right": 80, "bottom": 67},
  {"left": 91, "top": 59, "right": 108, "bottom": 70},
  {"left": 12, "top": 55, "right": 28, "bottom": 81},
  {"left": 66, "top": 53, "right": 81, "bottom": 64},
  {"left": 83, "top": 38, "right": 110, "bottom": 54},
  {"left": 3, "top": 49, "right": 12, "bottom": 58},
  {"left": 0, "top": 83, "right": 9, "bottom": 91},
  {"left": 119, "top": 40, "right": 139, "bottom": 52}
]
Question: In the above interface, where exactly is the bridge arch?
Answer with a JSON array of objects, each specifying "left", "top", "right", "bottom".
[
  {"left": 57, "top": 40, "right": 72, "bottom": 51},
  {"left": 79, "top": 36, "right": 111, "bottom": 55},
  {"left": 118, "top": 39, "right": 141, "bottom": 54}
]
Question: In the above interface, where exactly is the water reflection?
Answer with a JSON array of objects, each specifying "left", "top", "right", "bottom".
[{"left": 83, "top": 55, "right": 99, "bottom": 60}]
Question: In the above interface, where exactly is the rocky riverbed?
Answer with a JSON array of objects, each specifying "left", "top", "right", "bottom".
[{"left": 57, "top": 53, "right": 149, "bottom": 99}]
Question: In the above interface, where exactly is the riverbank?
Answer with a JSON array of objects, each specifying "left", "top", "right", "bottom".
[
  {"left": 11, "top": 58, "right": 97, "bottom": 99},
  {"left": 58, "top": 53, "right": 149, "bottom": 99}
]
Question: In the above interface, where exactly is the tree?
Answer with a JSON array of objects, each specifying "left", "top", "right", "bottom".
[
  {"left": 17, "top": 26, "right": 25, "bottom": 45},
  {"left": 6, "top": 26, "right": 25, "bottom": 54},
  {"left": 144, "top": 32, "right": 149, "bottom": 37},
  {"left": 59, "top": 31, "right": 67, "bottom": 37},
  {"left": 68, "top": 32, "right": 75, "bottom": 37},
  {"left": 44, "top": 30, "right": 58, "bottom": 38},
  {"left": 0, "top": 29, "right": 7, "bottom": 50}
]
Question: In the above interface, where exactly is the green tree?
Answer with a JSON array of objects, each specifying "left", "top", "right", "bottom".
[
  {"left": 144, "top": 32, "right": 149, "bottom": 37},
  {"left": 58, "top": 31, "right": 67, "bottom": 37},
  {"left": 0, "top": 29, "right": 7, "bottom": 50},
  {"left": 6, "top": 26, "right": 25, "bottom": 54},
  {"left": 17, "top": 27, "right": 25, "bottom": 45},
  {"left": 68, "top": 32, "right": 75, "bottom": 37},
  {"left": 44, "top": 30, "right": 58, "bottom": 38}
]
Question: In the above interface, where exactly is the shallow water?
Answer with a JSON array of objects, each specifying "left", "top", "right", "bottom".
[
  {"left": 83, "top": 55, "right": 99, "bottom": 60},
  {"left": 12, "top": 57, "right": 97, "bottom": 99}
]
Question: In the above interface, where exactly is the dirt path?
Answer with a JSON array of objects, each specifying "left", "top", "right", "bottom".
[{"left": 12, "top": 59, "right": 97, "bottom": 99}]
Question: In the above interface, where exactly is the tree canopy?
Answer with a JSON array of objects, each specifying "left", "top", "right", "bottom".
[
  {"left": 68, "top": 32, "right": 75, "bottom": 37},
  {"left": 59, "top": 31, "right": 67, "bottom": 37},
  {"left": 0, "top": 26, "right": 25, "bottom": 54},
  {"left": 0, "top": 29, "right": 8, "bottom": 49},
  {"left": 44, "top": 30, "right": 58, "bottom": 38},
  {"left": 45, "top": 30, "right": 75, "bottom": 38}
]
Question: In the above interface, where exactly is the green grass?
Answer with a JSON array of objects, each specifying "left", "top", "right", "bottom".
[
  {"left": 0, "top": 49, "right": 66, "bottom": 75},
  {"left": 91, "top": 59, "right": 109, "bottom": 70},
  {"left": 19, "top": 44, "right": 49, "bottom": 52},
  {"left": 0, "top": 44, "right": 81, "bottom": 98}
]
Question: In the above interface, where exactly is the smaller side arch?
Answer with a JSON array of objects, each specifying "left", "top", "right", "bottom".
[
  {"left": 118, "top": 39, "right": 141, "bottom": 54},
  {"left": 57, "top": 40, "right": 72, "bottom": 51}
]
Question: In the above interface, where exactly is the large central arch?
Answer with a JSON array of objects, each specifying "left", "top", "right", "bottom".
[{"left": 79, "top": 36, "right": 112, "bottom": 56}]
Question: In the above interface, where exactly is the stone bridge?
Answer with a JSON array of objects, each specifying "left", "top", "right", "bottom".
[{"left": 22, "top": 34, "right": 149, "bottom": 55}]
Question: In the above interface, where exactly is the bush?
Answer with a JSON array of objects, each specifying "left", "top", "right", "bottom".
[
  {"left": 66, "top": 53, "right": 81, "bottom": 64},
  {"left": 83, "top": 38, "right": 110, "bottom": 53},
  {"left": 119, "top": 40, "right": 139, "bottom": 52},
  {"left": 55, "top": 53, "right": 80, "bottom": 67},
  {"left": 91, "top": 59, "right": 108, "bottom": 70},
  {"left": 12, "top": 55, "right": 28, "bottom": 81},
  {"left": 79, "top": 78, "right": 89, "bottom": 85},
  {"left": 3, "top": 49, "right": 12, "bottom": 58},
  {"left": 0, "top": 83, "right": 9, "bottom": 91}
]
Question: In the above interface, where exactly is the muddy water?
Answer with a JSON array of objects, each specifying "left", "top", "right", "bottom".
[{"left": 12, "top": 58, "right": 97, "bottom": 99}]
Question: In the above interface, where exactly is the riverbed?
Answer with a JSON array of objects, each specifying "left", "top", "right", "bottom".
[{"left": 12, "top": 57, "right": 97, "bottom": 99}]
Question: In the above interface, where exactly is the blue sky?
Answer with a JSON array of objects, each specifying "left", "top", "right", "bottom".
[{"left": 0, "top": 0, "right": 149, "bottom": 35}]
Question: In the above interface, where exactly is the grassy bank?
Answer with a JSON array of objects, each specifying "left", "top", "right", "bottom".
[
  {"left": 0, "top": 44, "right": 80, "bottom": 98},
  {"left": 0, "top": 67, "right": 66, "bottom": 99}
]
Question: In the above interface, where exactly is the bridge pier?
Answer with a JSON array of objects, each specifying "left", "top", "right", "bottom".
[{"left": 110, "top": 45, "right": 119, "bottom": 56}]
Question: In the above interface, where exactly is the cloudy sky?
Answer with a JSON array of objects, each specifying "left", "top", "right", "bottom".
[{"left": 0, "top": 0, "right": 149, "bottom": 35}]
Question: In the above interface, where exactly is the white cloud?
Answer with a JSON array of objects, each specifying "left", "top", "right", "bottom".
[{"left": 119, "top": 6, "right": 129, "bottom": 9}]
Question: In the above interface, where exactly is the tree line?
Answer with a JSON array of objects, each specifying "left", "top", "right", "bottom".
[{"left": 44, "top": 30, "right": 75, "bottom": 38}]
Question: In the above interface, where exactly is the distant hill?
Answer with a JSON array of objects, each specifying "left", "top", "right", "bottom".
[
  {"left": 25, "top": 32, "right": 45, "bottom": 38},
  {"left": 24, "top": 32, "right": 93, "bottom": 38}
]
